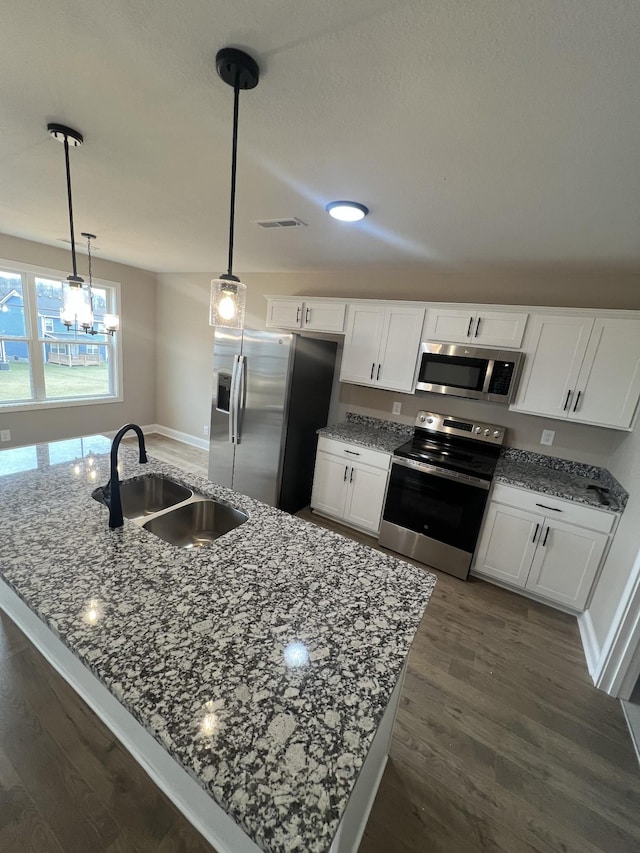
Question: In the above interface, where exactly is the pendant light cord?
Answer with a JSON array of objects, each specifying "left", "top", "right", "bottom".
[
  {"left": 227, "top": 79, "right": 240, "bottom": 278},
  {"left": 63, "top": 134, "right": 79, "bottom": 278}
]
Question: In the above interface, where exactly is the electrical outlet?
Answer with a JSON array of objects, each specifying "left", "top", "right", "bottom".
[
  {"left": 203, "top": 425, "right": 209, "bottom": 437},
  {"left": 0, "top": 429, "right": 10, "bottom": 442},
  {"left": 540, "top": 429, "right": 555, "bottom": 446},
  {"left": 392, "top": 401, "right": 402, "bottom": 415}
]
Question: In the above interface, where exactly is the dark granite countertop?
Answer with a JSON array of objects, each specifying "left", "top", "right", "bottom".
[
  {"left": 318, "top": 415, "right": 628, "bottom": 515},
  {"left": 494, "top": 448, "right": 628, "bottom": 514},
  {"left": 318, "top": 414, "right": 413, "bottom": 454},
  {"left": 0, "top": 435, "right": 436, "bottom": 853}
]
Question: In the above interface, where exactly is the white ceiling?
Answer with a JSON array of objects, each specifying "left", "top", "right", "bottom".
[{"left": 0, "top": 0, "right": 638, "bottom": 274}]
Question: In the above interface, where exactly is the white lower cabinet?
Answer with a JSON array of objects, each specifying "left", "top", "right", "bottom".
[
  {"left": 311, "top": 437, "right": 391, "bottom": 535},
  {"left": 473, "top": 484, "right": 614, "bottom": 611}
]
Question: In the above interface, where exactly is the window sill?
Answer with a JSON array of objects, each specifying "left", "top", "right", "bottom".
[{"left": 0, "top": 394, "right": 124, "bottom": 414}]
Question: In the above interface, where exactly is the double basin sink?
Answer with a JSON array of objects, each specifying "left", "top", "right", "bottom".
[{"left": 97, "top": 474, "right": 248, "bottom": 549}]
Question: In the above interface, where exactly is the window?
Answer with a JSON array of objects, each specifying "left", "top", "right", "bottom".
[{"left": 0, "top": 260, "right": 122, "bottom": 410}]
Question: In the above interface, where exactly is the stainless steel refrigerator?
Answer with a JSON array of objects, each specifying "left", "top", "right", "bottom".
[{"left": 208, "top": 328, "right": 337, "bottom": 512}]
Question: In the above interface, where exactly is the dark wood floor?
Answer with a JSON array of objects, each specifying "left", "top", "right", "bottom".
[{"left": 1, "top": 434, "right": 638, "bottom": 852}]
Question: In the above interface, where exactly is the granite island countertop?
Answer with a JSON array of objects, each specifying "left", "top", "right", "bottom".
[{"left": 0, "top": 436, "right": 436, "bottom": 853}]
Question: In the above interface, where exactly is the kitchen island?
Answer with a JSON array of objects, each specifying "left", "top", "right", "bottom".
[{"left": 0, "top": 436, "right": 436, "bottom": 853}]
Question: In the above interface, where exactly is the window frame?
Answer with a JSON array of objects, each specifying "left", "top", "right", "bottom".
[{"left": 0, "top": 257, "right": 123, "bottom": 412}]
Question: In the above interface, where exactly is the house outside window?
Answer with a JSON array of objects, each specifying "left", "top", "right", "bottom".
[{"left": 0, "top": 259, "right": 122, "bottom": 410}]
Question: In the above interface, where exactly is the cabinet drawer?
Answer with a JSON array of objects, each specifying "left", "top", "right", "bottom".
[
  {"left": 317, "top": 436, "right": 391, "bottom": 471},
  {"left": 490, "top": 483, "right": 615, "bottom": 534}
]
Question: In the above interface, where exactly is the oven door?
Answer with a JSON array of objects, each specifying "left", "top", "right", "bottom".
[{"left": 380, "top": 458, "right": 490, "bottom": 578}]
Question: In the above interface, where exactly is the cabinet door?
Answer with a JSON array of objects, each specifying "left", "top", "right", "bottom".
[
  {"left": 473, "top": 503, "right": 540, "bottom": 588},
  {"left": 377, "top": 307, "right": 425, "bottom": 392},
  {"left": 525, "top": 520, "right": 608, "bottom": 610},
  {"left": 474, "top": 311, "right": 528, "bottom": 348},
  {"left": 303, "top": 301, "right": 346, "bottom": 333},
  {"left": 425, "top": 308, "right": 476, "bottom": 343},
  {"left": 344, "top": 462, "right": 389, "bottom": 534},
  {"left": 310, "top": 452, "right": 348, "bottom": 518},
  {"left": 572, "top": 318, "right": 640, "bottom": 429},
  {"left": 339, "top": 305, "right": 385, "bottom": 385},
  {"left": 266, "top": 299, "right": 303, "bottom": 329},
  {"left": 511, "top": 314, "right": 593, "bottom": 419}
]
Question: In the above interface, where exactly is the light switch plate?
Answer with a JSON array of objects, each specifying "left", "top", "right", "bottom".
[
  {"left": 392, "top": 401, "right": 402, "bottom": 415},
  {"left": 203, "top": 425, "right": 209, "bottom": 436},
  {"left": 0, "top": 429, "right": 10, "bottom": 442},
  {"left": 540, "top": 429, "right": 555, "bottom": 446}
]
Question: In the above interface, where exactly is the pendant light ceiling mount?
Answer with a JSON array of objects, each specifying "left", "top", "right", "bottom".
[
  {"left": 215, "top": 48, "right": 259, "bottom": 91},
  {"left": 209, "top": 48, "right": 260, "bottom": 329}
]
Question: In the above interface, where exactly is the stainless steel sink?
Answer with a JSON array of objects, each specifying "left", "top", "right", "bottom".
[
  {"left": 142, "top": 499, "right": 248, "bottom": 548},
  {"left": 115, "top": 474, "right": 192, "bottom": 520}
]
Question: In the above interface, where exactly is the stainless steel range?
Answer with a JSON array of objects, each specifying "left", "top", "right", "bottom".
[{"left": 379, "top": 411, "right": 505, "bottom": 580}]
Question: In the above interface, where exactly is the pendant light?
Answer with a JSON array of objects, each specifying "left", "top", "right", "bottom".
[
  {"left": 81, "top": 232, "right": 120, "bottom": 336},
  {"left": 48, "top": 123, "right": 93, "bottom": 331},
  {"left": 209, "top": 48, "right": 260, "bottom": 329}
]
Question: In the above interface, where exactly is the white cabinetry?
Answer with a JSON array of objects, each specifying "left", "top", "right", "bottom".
[
  {"left": 425, "top": 307, "right": 528, "bottom": 348},
  {"left": 311, "top": 437, "right": 391, "bottom": 534},
  {"left": 340, "top": 303, "right": 425, "bottom": 392},
  {"left": 473, "top": 484, "right": 614, "bottom": 611},
  {"left": 512, "top": 314, "right": 640, "bottom": 429},
  {"left": 266, "top": 298, "right": 346, "bottom": 333}
]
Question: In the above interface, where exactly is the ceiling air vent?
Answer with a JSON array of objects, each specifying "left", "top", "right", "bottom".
[{"left": 255, "top": 217, "right": 307, "bottom": 229}]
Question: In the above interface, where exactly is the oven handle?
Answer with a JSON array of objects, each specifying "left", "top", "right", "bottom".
[{"left": 391, "top": 456, "right": 491, "bottom": 490}]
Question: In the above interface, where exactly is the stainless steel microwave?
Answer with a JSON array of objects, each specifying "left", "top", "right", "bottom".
[{"left": 415, "top": 343, "right": 523, "bottom": 404}]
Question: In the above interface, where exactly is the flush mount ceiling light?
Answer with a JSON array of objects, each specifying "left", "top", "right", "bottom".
[
  {"left": 325, "top": 201, "right": 369, "bottom": 222},
  {"left": 48, "top": 123, "right": 93, "bottom": 331},
  {"left": 209, "top": 47, "right": 260, "bottom": 329}
]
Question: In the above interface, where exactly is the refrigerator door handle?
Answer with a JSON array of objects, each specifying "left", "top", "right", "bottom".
[
  {"left": 229, "top": 355, "right": 240, "bottom": 443},
  {"left": 235, "top": 355, "right": 246, "bottom": 444}
]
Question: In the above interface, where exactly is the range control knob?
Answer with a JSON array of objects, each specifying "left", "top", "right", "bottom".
[
  {"left": 419, "top": 414, "right": 426, "bottom": 422},
  {"left": 493, "top": 430, "right": 501, "bottom": 438},
  {"left": 427, "top": 417, "right": 434, "bottom": 424},
  {"left": 484, "top": 428, "right": 491, "bottom": 436},
  {"left": 475, "top": 426, "right": 481, "bottom": 434}
]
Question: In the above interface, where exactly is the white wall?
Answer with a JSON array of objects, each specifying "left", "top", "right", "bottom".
[
  {"left": 585, "top": 427, "right": 640, "bottom": 653},
  {"left": 0, "top": 233, "right": 156, "bottom": 445}
]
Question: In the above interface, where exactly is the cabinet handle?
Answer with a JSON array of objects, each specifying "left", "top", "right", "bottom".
[
  {"left": 535, "top": 503, "right": 562, "bottom": 512},
  {"left": 542, "top": 526, "right": 550, "bottom": 547},
  {"left": 296, "top": 306, "right": 301, "bottom": 323},
  {"left": 572, "top": 391, "right": 581, "bottom": 412},
  {"left": 377, "top": 363, "right": 381, "bottom": 380},
  {"left": 344, "top": 449, "right": 361, "bottom": 456},
  {"left": 343, "top": 465, "right": 348, "bottom": 482},
  {"left": 474, "top": 317, "right": 481, "bottom": 337},
  {"left": 305, "top": 307, "right": 310, "bottom": 323},
  {"left": 532, "top": 522, "right": 540, "bottom": 544},
  {"left": 350, "top": 467, "right": 354, "bottom": 483},
  {"left": 370, "top": 362, "right": 375, "bottom": 380},
  {"left": 563, "top": 390, "right": 572, "bottom": 411},
  {"left": 467, "top": 316, "right": 474, "bottom": 337}
]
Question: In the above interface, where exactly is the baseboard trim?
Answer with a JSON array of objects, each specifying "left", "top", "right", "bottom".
[
  {"left": 578, "top": 610, "right": 601, "bottom": 681},
  {"left": 148, "top": 424, "right": 209, "bottom": 451}
]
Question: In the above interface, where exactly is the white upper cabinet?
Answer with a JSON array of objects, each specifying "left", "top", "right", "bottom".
[
  {"left": 511, "top": 315, "right": 593, "bottom": 419},
  {"left": 340, "top": 303, "right": 425, "bottom": 392},
  {"left": 425, "top": 307, "right": 528, "bottom": 349},
  {"left": 571, "top": 318, "right": 640, "bottom": 429},
  {"left": 266, "top": 298, "right": 346, "bottom": 333},
  {"left": 512, "top": 314, "right": 640, "bottom": 429}
]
